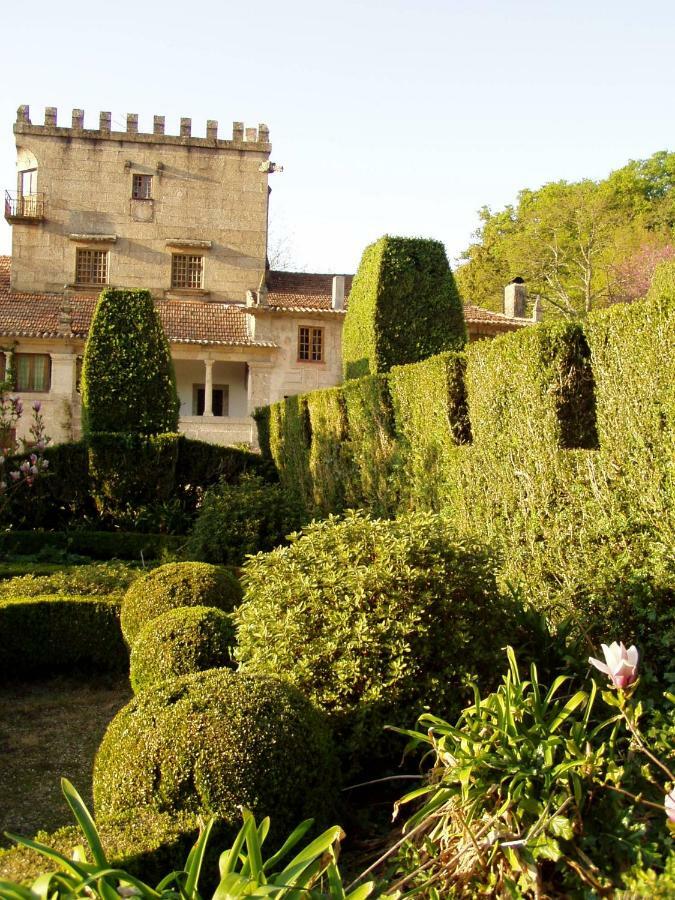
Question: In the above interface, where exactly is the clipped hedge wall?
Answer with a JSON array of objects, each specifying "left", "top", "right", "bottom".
[
  {"left": 0, "top": 594, "right": 127, "bottom": 676},
  {"left": 81, "top": 288, "right": 179, "bottom": 435},
  {"left": 88, "top": 431, "right": 180, "bottom": 517},
  {"left": 254, "top": 285, "right": 675, "bottom": 671},
  {"left": 0, "top": 529, "right": 182, "bottom": 561},
  {"left": 268, "top": 394, "right": 313, "bottom": 509},
  {"left": 342, "top": 235, "right": 466, "bottom": 379},
  {"left": 93, "top": 669, "right": 339, "bottom": 840}
]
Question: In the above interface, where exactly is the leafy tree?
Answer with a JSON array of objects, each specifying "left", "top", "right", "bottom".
[
  {"left": 456, "top": 151, "right": 675, "bottom": 317},
  {"left": 81, "top": 288, "right": 179, "bottom": 434}
]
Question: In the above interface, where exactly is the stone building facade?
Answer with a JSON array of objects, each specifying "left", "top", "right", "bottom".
[{"left": 2, "top": 104, "right": 534, "bottom": 448}]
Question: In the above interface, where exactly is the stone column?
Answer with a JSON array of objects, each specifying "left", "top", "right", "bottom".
[
  {"left": 49, "top": 352, "right": 78, "bottom": 442},
  {"left": 203, "top": 359, "right": 214, "bottom": 417}
]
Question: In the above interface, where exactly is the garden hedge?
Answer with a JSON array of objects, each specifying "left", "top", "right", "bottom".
[
  {"left": 0, "top": 594, "right": 127, "bottom": 676},
  {"left": 236, "top": 510, "right": 516, "bottom": 773},
  {"left": 130, "top": 605, "right": 236, "bottom": 693},
  {"left": 342, "top": 235, "right": 466, "bottom": 379},
  {"left": 185, "top": 473, "right": 303, "bottom": 566},
  {"left": 120, "top": 561, "right": 242, "bottom": 645},
  {"left": 81, "top": 288, "right": 179, "bottom": 435},
  {"left": 0, "top": 529, "right": 182, "bottom": 560},
  {"left": 93, "top": 669, "right": 338, "bottom": 840},
  {"left": 253, "top": 278, "right": 675, "bottom": 673}
]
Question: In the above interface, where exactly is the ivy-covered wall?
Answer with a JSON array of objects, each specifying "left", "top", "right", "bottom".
[
  {"left": 257, "top": 273, "right": 675, "bottom": 667},
  {"left": 342, "top": 236, "right": 466, "bottom": 380}
]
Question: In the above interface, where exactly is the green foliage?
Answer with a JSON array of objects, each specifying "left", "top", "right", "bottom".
[
  {"left": 1, "top": 441, "right": 91, "bottom": 529},
  {"left": 120, "top": 561, "right": 241, "bottom": 645},
  {"left": 252, "top": 406, "right": 272, "bottom": 462},
  {"left": 93, "top": 668, "right": 339, "bottom": 841},
  {"left": 0, "top": 594, "right": 127, "bottom": 676},
  {"left": 0, "top": 561, "right": 140, "bottom": 598},
  {"left": 307, "top": 387, "right": 353, "bottom": 515},
  {"left": 0, "top": 529, "right": 182, "bottom": 560},
  {"left": 0, "top": 780, "right": 372, "bottom": 899},
  {"left": 130, "top": 605, "right": 236, "bottom": 693},
  {"left": 81, "top": 288, "right": 179, "bottom": 435},
  {"left": 268, "top": 395, "right": 313, "bottom": 509},
  {"left": 456, "top": 152, "right": 675, "bottom": 317},
  {"left": 343, "top": 236, "right": 466, "bottom": 379},
  {"left": 235, "top": 510, "right": 516, "bottom": 773},
  {"left": 87, "top": 431, "right": 180, "bottom": 517},
  {"left": 185, "top": 473, "right": 303, "bottom": 566},
  {"left": 174, "top": 436, "right": 268, "bottom": 510},
  {"left": 342, "top": 374, "right": 398, "bottom": 516},
  {"left": 388, "top": 351, "right": 470, "bottom": 511}
]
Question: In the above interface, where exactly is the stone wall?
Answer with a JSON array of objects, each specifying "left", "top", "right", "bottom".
[{"left": 11, "top": 106, "right": 271, "bottom": 303}]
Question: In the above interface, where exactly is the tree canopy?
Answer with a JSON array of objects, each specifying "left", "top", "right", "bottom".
[{"left": 456, "top": 150, "right": 675, "bottom": 317}]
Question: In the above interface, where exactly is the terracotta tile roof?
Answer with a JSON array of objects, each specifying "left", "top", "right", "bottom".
[
  {"left": 266, "top": 270, "right": 530, "bottom": 329},
  {"left": 0, "top": 257, "right": 274, "bottom": 347},
  {"left": 463, "top": 303, "right": 531, "bottom": 327},
  {"left": 266, "top": 270, "right": 353, "bottom": 310}
]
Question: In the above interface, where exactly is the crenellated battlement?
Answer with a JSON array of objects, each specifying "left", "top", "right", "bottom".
[{"left": 14, "top": 105, "right": 271, "bottom": 148}]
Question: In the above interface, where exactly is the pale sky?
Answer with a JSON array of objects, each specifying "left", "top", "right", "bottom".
[{"left": 2, "top": 0, "right": 674, "bottom": 274}]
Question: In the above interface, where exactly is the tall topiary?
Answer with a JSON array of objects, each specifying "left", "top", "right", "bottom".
[
  {"left": 81, "top": 288, "right": 179, "bottom": 435},
  {"left": 342, "top": 236, "right": 466, "bottom": 380}
]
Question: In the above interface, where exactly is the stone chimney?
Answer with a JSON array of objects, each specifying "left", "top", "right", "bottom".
[
  {"left": 331, "top": 275, "right": 345, "bottom": 311},
  {"left": 532, "top": 295, "right": 543, "bottom": 322},
  {"left": 504, "top": 277, "right": 527, "bottom": 318}
]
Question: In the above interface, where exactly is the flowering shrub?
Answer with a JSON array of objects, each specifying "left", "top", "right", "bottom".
[{"left": 0, "top": 386, "right": 49, "bottom": 504}]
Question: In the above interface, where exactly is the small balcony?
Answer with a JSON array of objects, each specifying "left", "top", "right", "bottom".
[{"left": 4, "top": 191, "right": 45, "bottom": 223}]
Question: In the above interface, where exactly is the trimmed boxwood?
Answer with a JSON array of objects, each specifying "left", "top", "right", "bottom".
[
  {"left": 130, "top": 605, "right": 236, "bottom": 693},
  {"left": 342, "top": 235, "right": 466, "bottom": 380},
  {"left": 120, "top": 561, "right": 242, "bottom": 645},
  {"left": 0, "top": 808, "right": 198, "bottom": 887},
  {"left": 93, "top": 668, "right": 339, "bottom": 839},
  {"left": 235, "top": 510, "right": 517, "bottom": 773},
  {"left": 0, "top": 594, "right": 127, "bottom": 677}
]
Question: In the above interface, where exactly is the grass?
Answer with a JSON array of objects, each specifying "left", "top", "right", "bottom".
[{"left": 0, "top": 674, "right": 131, "bottom": 845}]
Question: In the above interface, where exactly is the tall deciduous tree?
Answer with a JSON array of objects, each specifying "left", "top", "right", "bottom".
[{"left": 456, "top": 151, "right": 675, "bottom": 317}]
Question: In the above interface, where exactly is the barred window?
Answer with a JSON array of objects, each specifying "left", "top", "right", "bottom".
[
  {"left": 76, "top": 249, "right": 108, "bottom": 285},
  {"left": 132, "top": 174, "right": 153, "bottom": 199},
  {"left": 171, "top": 254, "right": 203, "bottom": 289},
  {"left": 14, "top": 354, "right": 51, "bottom": 392},
  {"left": 298, "top": 326, "right": 324, "bottom": 362}
]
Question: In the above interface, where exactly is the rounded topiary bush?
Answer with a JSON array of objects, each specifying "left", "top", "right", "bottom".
[
  {"left": 235, "top": 510, "right": 519, "bottom": 773},
  {"left": 121, "top": 562, "right": 241, "bottom": 645},
  {"left": 130, "top": 605, "right": 235, "bottom": 693},
  {"left": 93, "top": 669, "right": 338, "bottom": 839}
]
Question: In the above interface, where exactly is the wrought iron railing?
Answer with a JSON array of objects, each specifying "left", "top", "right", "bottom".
[{"left": 4, "top": 191, "right": 45, "bottom": 221}]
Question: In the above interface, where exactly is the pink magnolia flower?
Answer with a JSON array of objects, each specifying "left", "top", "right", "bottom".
[
  {"left": 589, "top": 642, "right": 639, "bottom": 689},
  {"left": 19, "top": 461, "right": 30, "bottom": 474},
  {"left": 666, "top": 789, "right": 675, "bottom": 823},
  {"left": 9, "top": 470, "right": 20, "bottom": 481},
  {"left": 32, "top": 400, "right": 41, "bottom": 412}
]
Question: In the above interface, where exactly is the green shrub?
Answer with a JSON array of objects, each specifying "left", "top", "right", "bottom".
[
  {"left": 81, "top": 288, "right": 179, "bottom": 435},
  {"left": 88, "top": 431, "right": 180, "bottom": 517},
  {"left": 185, "top": 473, "right": 304, "bottom": 566},
  {"left": 0, "top": 807, "right": 197, "bottom": 887},
  {"left": 130, "top": 605, "right": 236, "bottom": 693},
  {"left": 268, "top": 395, "right": 313, "bottom": 512},
  {"left": 174, "top": 436, "right": 269, "bottom": 511},
  {"left": 1, "top": 441, "right": 91, "bottom": 529},
  {"left": 342, "top": 235, "right": 466, "bottom": 380},
  {"left": 0, "top": 561, "right": 140, "bottom": 599},
  {"left": 235, "top": 510, "right": 516, "bottom": 772},
  {"left": 120, "top": 561, "right": 242, "bottom": 645},
  {"left": 93, "top": 668, "right": 339, "bottom": 841},
  {"left": 0, "top": 595, "right": 127, "bottom": 676},
  {"left": 0, "top": 529, "right": 182, "bottom": 561},
  {"left": 306, "top": 387, "right": 355, "bottom": 516}
]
